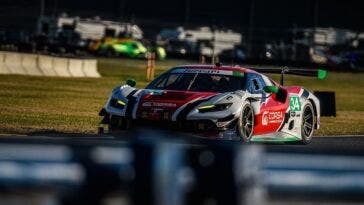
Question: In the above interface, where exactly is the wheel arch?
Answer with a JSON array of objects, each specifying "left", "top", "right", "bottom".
[{"left": 308, "top": 98, "right": 319, "bottom": 129}]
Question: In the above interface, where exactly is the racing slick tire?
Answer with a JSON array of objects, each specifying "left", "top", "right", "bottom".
[
  {"left": 110, "top": 115, "right": 131, "bottom": 131},
  {"left": 102, "top": 47, "right": 117, "bottom": 57},
  {"left": 237, "top": 103, "right": 254, "bottom": 142},
  {"left": 300, "top": 102, "right": 315, "bottom": 144}
]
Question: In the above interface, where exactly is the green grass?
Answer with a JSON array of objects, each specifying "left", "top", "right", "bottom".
[{"left": 0, "top": 58, "right": 363, "bottom": 136}]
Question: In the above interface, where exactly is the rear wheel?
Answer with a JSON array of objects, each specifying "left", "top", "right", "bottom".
[
  {"left": 107, "top": 48, "right": 117, "bottom": 57},
  {"left": 237, "top": 103, "right": 254, "bottom": 142},
  {"left": 300, "top": 102, "right": 315, "bottom": 144}
]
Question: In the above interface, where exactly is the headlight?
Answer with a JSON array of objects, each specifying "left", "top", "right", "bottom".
[
  {"left": 198, "top": 103, "right": 232, "bottom": 113},
  {"left": 110, "top": 98, "right": 126, "bottom": 109}
]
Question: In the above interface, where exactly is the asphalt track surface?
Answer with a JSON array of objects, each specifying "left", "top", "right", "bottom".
[{"left": 1, "top": 128, "right": 364, "bottom": 151}]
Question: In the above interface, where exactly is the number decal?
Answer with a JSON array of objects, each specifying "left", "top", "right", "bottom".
[{"left": 290, "top": 96, "right": 301, "bottom": 111}]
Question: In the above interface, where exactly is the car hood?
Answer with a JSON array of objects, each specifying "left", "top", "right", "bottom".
[{"left": 136, "top": 90, "right": 217, "bottom": 120}]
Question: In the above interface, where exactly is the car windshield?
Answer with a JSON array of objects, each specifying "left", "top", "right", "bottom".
[{"left": 146, "top": 68, "right": 246, "bottom": 92}]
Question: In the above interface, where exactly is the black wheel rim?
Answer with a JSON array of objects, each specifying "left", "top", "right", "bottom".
[
  {"left": 242, "top": 106, "right": 253, "bottom": 138},
  {"left": 302, "top": 106, "right": 314, "bottom": 138}
]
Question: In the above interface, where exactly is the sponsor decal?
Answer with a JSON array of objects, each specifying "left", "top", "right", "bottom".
[
  {"left": 290, "top": 96, "right": 301, "bottom": 111},
  {"left": 262, "top": 111, "right": 269, "bottom": 125},
  {"left": 142, "top": 102, "right": 152, "bottom": 107},
  {"left": 149, "top": 90, "right": 164, "bottom": 95},
  {"left": 262, "top": 111, "right": 284, "bottom": 125},
  {"left": 142, "top": 102, "right": 177, "bottom": 108},
  {"left": 152, "top": 108, "right": 164, "bottom": 112}
]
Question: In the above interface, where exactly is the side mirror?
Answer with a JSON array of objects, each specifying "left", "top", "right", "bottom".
[
  {"left": 126, "top": 79, "right": 136, "bottom": 87},
  {"left": 263, "top": 86, "right": 279, "bottom": 93}
]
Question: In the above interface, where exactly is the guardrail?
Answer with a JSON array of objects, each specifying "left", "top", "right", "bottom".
[
  {"left": 0, "top": 137, "right": 363, "bottom": 205},
  {"left": 0, "top": 51, "right": 100, "bottom": 77}
]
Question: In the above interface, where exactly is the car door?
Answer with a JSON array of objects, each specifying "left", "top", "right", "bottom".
[{"left": 246, "top": 73, "right": 288, "bottom": 135}]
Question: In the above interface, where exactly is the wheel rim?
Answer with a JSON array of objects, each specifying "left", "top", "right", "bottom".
[
  {"left": 302, "top": 106, "right": 314, "bottom": 138},
  {"left": 241, "top": 106, "right": 254, "bottom": 138}
]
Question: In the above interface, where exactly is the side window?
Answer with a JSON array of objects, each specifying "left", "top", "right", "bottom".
[
  {"left": 153, "top": 75, "right": 168, "bottom": 88},
  {"left": 131, "top": 43, "right": 138, "bottom": 49},
  {"left": 165, "top": 74, "right": 180, "bottom": 88},
  {"left": 252, "top": 79, "right": 260, "bottom": 91},
  {"left": 247, "top": 73, "right": 266, "bottom": 94},
  {"left": 155, "top": 73, "right": 180, "bottom": 89}
]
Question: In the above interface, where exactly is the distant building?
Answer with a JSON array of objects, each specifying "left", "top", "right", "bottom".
[
  {"left": 158, "top": 26, "right": 242, "bottom": 57},
  {"left": 36, "top": 14, "right": 143, "bottom": 40}
]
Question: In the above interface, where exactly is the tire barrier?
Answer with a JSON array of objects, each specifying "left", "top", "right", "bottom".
[
  {"left": 0, "top": 51, "right": 100, "bottom": 78},
  {"left": 1, "top": 136, "right": 364, "bottom": 205}
]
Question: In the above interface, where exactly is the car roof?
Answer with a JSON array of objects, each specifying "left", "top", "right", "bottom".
[{"left": 177, "top": 64, "right": 259, "bottom": 74}]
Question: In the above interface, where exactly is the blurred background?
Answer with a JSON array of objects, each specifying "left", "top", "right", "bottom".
[
  {"left": 0, "top": 0, "right": 363, "bottom": 136},
  {"left": 0, "top": 0, "right": 363, "bottom": 68},
  {"left": 1, "top": 1, "right": 364, "bottom": 205}
]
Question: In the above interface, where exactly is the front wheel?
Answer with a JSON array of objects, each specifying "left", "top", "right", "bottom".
[
  {"left": 110, "top": 115, "right": 131, "bottom": 131},
  {"left": 237, "top": 103, "right": 254, "bottom": 142},
  {"left": 300, "top": 102, "right": 315, "bottom": 144}
]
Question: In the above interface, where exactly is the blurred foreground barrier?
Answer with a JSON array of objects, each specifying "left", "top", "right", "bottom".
[
  {"left": 0, "top": 51, "right": 100, "bottom": 78},
  {"left": 1, "top": 137, "right": 364, "bottom": 205},
  {"left": 262, "top": 148, "right": 364, "bottom": 204},
  {"left": 264, "top": 153, "right": 364, "bottom": 193}
]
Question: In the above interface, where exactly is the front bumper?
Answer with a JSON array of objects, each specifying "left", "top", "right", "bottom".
[
  {"left": 99, "top": 108, "right": 238, "bottom": 136},
  {"left": 132, "top": 118, "right": 237, "bottom": 132}
]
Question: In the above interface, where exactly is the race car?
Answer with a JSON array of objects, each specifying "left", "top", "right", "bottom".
[
  {"left": 98, "top": 64, "right": 326, "bottom": 144},
  {"left": 89, "top": 37, "right": 166, "bottom": 59}
]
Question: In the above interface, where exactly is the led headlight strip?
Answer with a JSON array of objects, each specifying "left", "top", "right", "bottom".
[
  {"left": 110, "top": 98, "right": 126, "bottom": 109},
  {"left": 198, "top": 103, "right": 232, "bottom": 113},
  {"left": 116, "top": 100, "right": 126, "bottom": 106}
]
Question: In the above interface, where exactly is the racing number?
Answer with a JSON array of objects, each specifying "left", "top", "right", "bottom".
[{"left": 290, "top": 96, "right": 301, "bottom": 111}]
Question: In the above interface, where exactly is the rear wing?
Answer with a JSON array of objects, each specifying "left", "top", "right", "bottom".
[{"left": 250, "top": 67, "right": 327, "bottom": 85}]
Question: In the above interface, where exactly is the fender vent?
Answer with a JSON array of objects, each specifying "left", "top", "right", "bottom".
[{"left": 289, "top": 120, "right": 294, "bottom": 130}]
